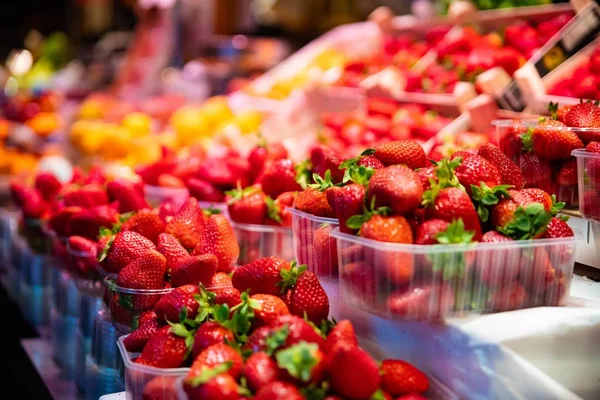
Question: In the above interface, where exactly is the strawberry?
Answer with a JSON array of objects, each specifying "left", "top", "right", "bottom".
[
  {"left": 190, "top": 343, "right": 244, "bottom": 380},
  {"left": 387, "top": 284, "right": 455, "bottom": 319},
  {"left": 281, "top": 268, "right": 330, "bottom": 324},
  {"left": 165, "top": 198, "right": 205, "bottom": 250},
  {"left": 192, "top": 322, "right": 235, "bottom": 358},
  {"left": 259, "top": 159, "right": 302, "bottom": 198},
  {"left": 244, "top": 352, "right": 280, "bottom": 392},
  {"left": 450, "top": 153, "right": 501, "bottom": 196},
  {"left": 328, "top": 342, "right": 380, "bottom": 400},
  {"left": 123, "top": 318, "right": 159, "bottom": 352},
  {"left": 136, "top": 160, "right": 177, "bottom": 186},
  {"left": 312, "top": 152, "right": 345, "bottom": 184},
  {"left": 477, "top": 143, "right": 524, "bottom": 189},
  {"left": 481, "top": 231, "right": 512, "bottom": 242},
  {"left": 557, "top": 160, "right": 578, "bottom": 186},
  {"left": 414, "top": 219, "right": 449, "bottom": 245},
  {"left": 518, "top": 152, "right": 554, "bottom": 192},
  {"left": 116, "top": 250, "right": 166, "bottom": 290},
  {"left": 587, "top": 141, "right": 600, "bottom": 153},
  {"left": 416, "top": 166, "right": 436, "bottom": 191},
  {"left": 154, "top": 284, "right": 199, "bottom": 324},
  {"left": 69, "top": 205, "right": 119, "bottom": 239},
  {"left": 187, "top": 178, "right": 224, "bottom": 203},
  {"left": 359, "top": 214, "right": 413, "bottom": 244},
  {"left": 358, "top": 155, "right": 385, "bottom": 169},
  {"left": 294, "top": 188, "right": 334, "bottom": 218},
  {"left": 423, "top": 187, "right": 482, "bottom": 241},
  {"left": 185, "top": 373, "right": 239, "bottom": 400},
  {"left": 325, "top": 320, "right": 358, "bottom": 353},
  {"left": 528, "top": 119, "right": 583, "bottom": 160},
  {"left": 266, "top": 191, "right": 296, "bottom": 226},
  {"left": 372, "top": 140, "right": 427, "bottom": 169},
  {"left": 512, "top": 188, "right": 553, "bottom": 212},
  {"left": 334, "top": 184, "right": 366, "bottom": 234},
  {"left": 226, "top": 185, "right": 267, "bottom": 225},
  {"left": 255, "top": 381, "right": 304, "bottom": 400},
  {"left": 564, "top": 101, "right": 600, "bottom": 129},
  {"left": 269, "top": 315, "right": 326, "bottom": 351},
  {"left": 156, "top": 233, "right": 190, "bottom": 272},
  {"left": 171, "top": 254, "right": 218, "bottom": 287},
  {"left": 232, "top": 257, "right": 291, "bottom": 295},
  {"left": 158, "top": 174, "right": 185, "bottom": 188},
  {"left": 34, "top": 172, "right": 62, "bottom": 201},
  {"left": 121, "top": 209, "right": 165, "bottom": 244},
  {"left": 63, "top": 184, "right": 108, "bottom": 208},
  {"left": 493, "top": 202, "right": 552, "bottom": 240},
  {"left": 139, "top": 310, "right": 158, "bottom": 326},
  {"left": 136, "top": 326, "right": 189, "bottom": 368},
  {"left": 367, "top": 165, "right": 424, "bottom": 215},
  {"left": 10, "top": 182, "right": 47, "bottom": 219},
  {"left": 47, "top": 206, "right": 82, "bottom": 237},
  {"left": 67, "top": 235, "right": 98, "bottom": 277},
  {"left": 211, "top": 273, "right": 242, "bottom": 308},
  {"left": 142, "top": 376, "right": 178, "bottom": 400},
  {"left": 490, "top": 283, "right": 527, "bottom": 311},
  {"left": 193, "top": 214, "right": 239, "bottom": 272},
  {"left": 543, "top": 217, "right": 574, "bottom": 238},
  {"left": 249, "top": 143, "right": 288, "bottom": 180},
  {"left": 380, "top": 360, "right": 430, "bottom": 396},
  {"left": 107, "top": 179, "right": 149, "bottom": 213},
  {"left": 549, "top": 103, "right": 573, "bottom": 124},
  {"left": 99, "top": 231, "right": 156, "bottom": 273},
  {"left": 395, "top": 394, "right": 428, "bottom": 400},
  {"left": 251, "top": 294, "right": 290, "bottom": 327},
  {"left": 275, "top": 341, "right": 325, "bottom": 385},
  {"left": 84, "top": 165, "right": 106, "bottom": 185},
  {"left": 311, "top": 224, "right": 339, "bottom": 278}
]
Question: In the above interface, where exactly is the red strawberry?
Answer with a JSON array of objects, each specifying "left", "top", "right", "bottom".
[
  {"left": 244, "top": 352, "right": 280, "bottom": 392},
  {"left": 328, "top": 342, "right": 381, "bottom": 400},
  {"left": 156, "top": 233, "right": 190, "bottom": 272},
  {"left": 84, "top": 165, "right": 107, "bottom": 185},
  {"left": 121, "top": 209, "right": 165, "bottom": 244},
  {"left": 372, "top": 140, "right": 427, "bottom": 169},
  {"left": 490, "top": 283, "right": 527, "bottom": 311},
  {"left": 358, "top": 155, "right": 385, "bottom": 169},
  {"left": 477, "top": 143, "right": 524, "bottom": 189},
  {"left": 266, "top": 191, "right": 297, "bottom": 226},
  {"left": 481, "top": 231, "right": 512, "bottom": 242},
  {"left": 187, "top": 178, "right": 224, "bottom": 202},
  {"left": 251, "top": 294, "right": 290, "bottom": 327},
  {"left": 158, "top": 174, "right": 185, "bottom": 188},
  {"left": 232, "top": 257, "right": 290, "bottom": 295},
  {"left": 116, "top": 250, "right": 166, "bottom": 290},
  {"left": 587, "top": 141, "right": 600, "bottom": 153},
  {"left": 450, "top": 153, "right": 501, "bottom": 195},
  {"left": 67, "top": 235, "right": 98, "bottom": 277},
  {"left": 226, "top": 185, "right": 267, "bottom": 224},
  {"left": 255, "top": 381, "right": 304, "bottom": 400},
  {"left": 69, "top": 205, "right": 119, "bottom": 239},
  {"left": 387, "top": 284, "right": 455, "bottom": 319},
  {"left": 99, "top": 231, "right": 156, "bottom": 273},
  {"left": 259, "top": 159, "right": 302, "bottom": 198},
  {"left": 34, "top": 172, "right": 62, "bottom": 201},
  {"left": 107, "top": 179, "right": 149, "bottom": 213},
  {"left": 414, "top": 219, "right": 449, "bottom": 245},
  {"left": 544, "top": 217, "right": 574, "bottom": 238},
  {"left": 552, "top": 103, "right": 573, "bottom": 124},
  {"left": 423, "top": 187, "right": 482, "bottom": 240},
  {"left": 312, "top": 152, "right": 345, "bottom": 184},
  {"left": 325, "top": 320, "right": 358, "bottom": 353},
  {"left": 184, "top": 373, "right": 239, "bottom": 400},
  {"left": 193, "top": 214, "right": 239, "bottom": 272},
  {"left": 165, "top": 198, "right": 205, "bottom": 249},
  {"left": 269, "top": 315, "right": 326, "bottom": 351},
  {"left": 211, "top": 273, "right": 242, "bottom": 308},
  {"left": 491, "top": 191, "right": 553, "bottom": 239},
  {"left": 192, "top": 322, "right": 235, "bottom": 358},
  {"left": 359, "top": 214, "right": 413, "bottom": 244},
  {"left": 557, "top": 160, "right": 578, "bottom": 186},
  {"left": 123, "top": 318, "right": 159, "bottom": 352},
  {"left": 47, "top": 206, "right": 82, "bottom": 237},
  {"left": 142, "top": 376, "right": 178, "bottom": 400},
  {"left": 416, "top": 166, "right": 436, "bottom": 191},
  {"left": 282, "top": 269, "right": 329, "bottom": 324},
  {"left": 368, "top": 165, "right": 424, "bottom": 215},
  {"left": 294, "top": 189, "right": 334, "bottom": 218},
  {"left": 190, "top": 343, "right": 244, "bottom": 380},
  {"left": 311, "top": 224, "right": 339, "bottom": 278},
  {"left": 518, "top": 152, "right": 554, "bottom": 192},
  {"left": 380, "top": 360, "right": 430, "bottom": 396},
  {"left": 395, "top": 394, "right": 428, "bottom": 400},
  {"left": 10, "top": 182, "right": 47, "bottom": 218},
  {"left": 564, "top": 101, "right": 600, "bottom": 129},
  {"left": 171, "top": 254, "right": 217, "bottom": 287},
  {"left": 530, "top": 119, "right": 583, "bottom": 159},
  {"left": 136, "top": 326, "right": 188, "bottom": 368},
  {"left": 63, "top": 184, "right": 108, "bottom": 208},
  {"left": 334, "top": 184, "right": 366, "bottom": 234},
  {"left": 136, "top": 160, "right": 177, "bottom": 186},
  {"left": 154, "top": 284, "right": 199, "bottom": 324},
  {"left": 275, "top": 341, "right": 325, "bottom": 385}
]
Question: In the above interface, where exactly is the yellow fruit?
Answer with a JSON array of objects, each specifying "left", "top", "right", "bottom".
[
  {"left": 201, "top": 96, "right": 234, "bottom": 128},
  {"left": 233, "top": 111, "right": 262, "bottom": 135},
  {"left": 78, "top": 99, "right": 105, "bottom": 120},
  {"left": 26, "top": 112, "right": 61, "bottom": 137},
  {"left": 122, "top": 112, "right": 152, "bottom": 138},
  {"left": 171, "top": 105, "right": 212, "bottom": 146}
]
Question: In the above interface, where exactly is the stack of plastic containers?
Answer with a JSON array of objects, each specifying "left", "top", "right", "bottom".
[{"left": 573, "top": 149, "right": 600, "bottom": 223}]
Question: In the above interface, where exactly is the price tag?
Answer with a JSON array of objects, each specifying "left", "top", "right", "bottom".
[
  {"left": 495, "top": 80, "right": 527, "bottom": 112},
  {"left": 534, "top": 2, "right": 600, "bottom": 77}
]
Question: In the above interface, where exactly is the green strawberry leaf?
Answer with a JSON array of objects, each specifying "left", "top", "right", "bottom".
[
  {"left": 434, "top": 219, "right": 475, "bottom": 244},
  {"left": 345, "top": 196, "right": 390, "bottom": 230},
  {"left": 550, "top": 194, "right": 565, "bottom": 216},
  {"left": 548, "top": 102, "right": 559, "bottom": 120},
  {"left": 225, "top": 183, "right": 258, "bottom": 205},
  {"left": 520, "top": 129, "right": 534, "bottom": 153},
  {"left": 265, "top": 196, "right": 282, "bottom": 224},
  {"left": 470, "top": 183, "right": 512, "bottom": 222},
  {"left": 278, "top": 260, "right": 307, "bottom": 293},
  {"left": 187, "top": 361, "right": 233, "bottom": 387},
  {"left": 295, "top": 159, "right": 313, "bottom": 189},
  {"left": 97, "top": 234, "right": 115, "bottom": 262},
  {"left": 371, "top": 389, "right": 387, "bottom": 400},
  {"left": 118, "top": 293, "right": 133, "bottom": 310},
  {"left": 498, "top": 203, "right": 552, "bottom": 240},
  {"left": 275, "top": 342, "right": 320, "bottom": 383},
  {"left": 203, "top": 207, "right": 221, "bottom": 216},
  {"left": 265, "top": 325, "right": 290, "bottom": 356},
  {"left": 301, "top": 382, "right": 330, "bottom": 400},
  {"left": 168, "top": 321, "right": 192, "bottom": 338},
  {"left": 308, "top": 170, "right": 335, "bottom": 192}
]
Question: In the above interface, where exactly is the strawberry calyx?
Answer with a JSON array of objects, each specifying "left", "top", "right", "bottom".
[
  {"left": 167, "top": 313, "right": 196, "bottom": 355},
  {"left": 429, "top": 219, "right": 475, "bottom": 280},
  {"left": 111, "top": 211, "right": 136, "bottom": 233},
  {"left": 278, "top": 260, "right": 308, "bottom": 293},
  {"left": 97, "top": 234, "right": 115, "bottom": 262},
  {"left": 548, "top": 102, "right": 559, "bottom": 120},
  {"left": 338, "top": 157, "right": 374, "bottom": 186},
  {"left": 202, "top": 208, "right": 222, "bottom": 216},
  {"left": 193, "top": 284, "right": 218, "bottom": 323},
  {"left": 275, "top": 341, "right": 320, "bottom": 383},
  {"left": 371, "top": 389, "right": 388, "bottom": 400},
  {"left": 300, "top": 382, "right": 330, "bottom": 400},
  {"left": 520, "top": 129, "right": 533, "bottom": 153},
  {"left": 308, "top": 170, "right": 336, "bottom": 192},
  {"left": 226, "top": 292, "right": 258, "bottom": 341},
  {"left": 434, "top": 219, "right": 475, "bottom": 244},
  {"left": 264, "top": 325, "right": 290, "bottom": 356},
  {"left": 187, "top": 361, "right": 233, "bottom": 387},
  {"left": 421, "top": 158, "right": 463, "bottom": 208},
  {"left": 295, "top": 159, "right": 313, "bottom": 189},
  {"left": 265, "top": 196, "right": 282, "bottom": 224},
  {"left": 225, "top": 184, "right": 259, "bottom": 206},
  {"left": 498, "top": 203, "right": 552, "bottom": 240},
  {"left": 470, "top": 183, "right": 513, "bottom": 222},
  {"left": 550, "top": 194, "right": 565, "bottom": 216},
  {"left": 346, "top": 196, "right": 392, "bottom": 231}
]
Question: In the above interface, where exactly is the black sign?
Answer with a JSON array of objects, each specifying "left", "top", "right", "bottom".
[{"left": 495, "top": 80, "right": 527, "bottom": 112}]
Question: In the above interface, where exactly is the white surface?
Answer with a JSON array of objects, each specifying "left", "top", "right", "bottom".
[{"left": 99, "top": 393, "right": 125, "bottom": 400}]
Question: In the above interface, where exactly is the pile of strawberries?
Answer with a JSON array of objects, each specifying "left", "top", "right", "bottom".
[
  {"left": 499, "top": 101, "right": 600, "bottom": 206},
  {"left": 578, "top": 141, "right": 600, "bottom": 221},
  {"left": 549, "top": 46, "right": 600, "bottom": 100},
  {"left": 122, "top": 256, "right": 433, "bottom": 400},
  {"left": 293, "top": 138, "right": 575, "bottom": 318}
]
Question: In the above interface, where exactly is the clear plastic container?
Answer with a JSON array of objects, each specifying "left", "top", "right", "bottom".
[
  {"left": 289, "top": 208, "right": 339, "bottom": 280},
  {"left": 50, "top": 305, "right": 78, "bottom": 377},
  {"left": 572, "top": 149, "right": 600, "bottom": 223},
  {"left": 144, "top": 184, "right": 189, "bottom": 210},
  {"left": 85, "top": 353, "right": 123, "bottom": 400},
  {"left": 77, "top": 278, "right": 104, "bottom": 338},
  {"left": 118, "top": 335, "right": 188, "bottom": 400},
  {"left": 67, "top": 241, "right": 105, "bottom": 282},
  {"left": 76, "top": 328, "right": 92, "bottom": 392},
  {"left": 104, "top": 275, "right": 173, "bottom": 333},
  {"left": 92, "top": 308, "right": 122, "bottom": 369},
  {"left": 232, "top": 222, "right": 293, "bottom": 265},
  {"left": 331, "top": 228, "right": 580, "bottom": 320},
  {"left": 492, "top": 119, "right": 600, "bottom": 208}
]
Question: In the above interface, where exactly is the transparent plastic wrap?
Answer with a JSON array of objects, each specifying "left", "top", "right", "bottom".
[
  {"left": 232, "top": 222, "right": 293, "bottom": 265},
  {"left": 573, "top": 149, "right": 600, "bottom": 223},
  {"left": 331, "top": 228, "right": 580, "bottom": 320}
]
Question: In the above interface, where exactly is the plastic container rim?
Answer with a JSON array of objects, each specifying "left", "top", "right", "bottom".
[
  {"left": 104, "top": 274, "right": 174, "bottom": 295},
  {"left": 572, "top": 149, "right": 600, "bottom": 158},
  {"left": 492, "top": 118, "right": 600, "bottom": 133},
  {"left": 144, "top": 184, "right": 190, "bottom": 196},
  {"left": 117, "top": 335, "right": 191, "bottom": 375},
  {"left": 231, "top": 221, "right": 292, "bottom": 233},
  {"left": 287, "top": 207, "right": 339, "bottom": 225}
]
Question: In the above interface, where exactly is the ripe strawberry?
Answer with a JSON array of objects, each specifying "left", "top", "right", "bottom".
[
  {"left": 358, "top": 155, "right": 385, "bottom": 169},
  {"left": 557, "top": 160, "right": 578, "bottom": 186},
  {"left": 552, "top": 103, "right": 573, "bottom": 124},
  {"left": 123, "top": 318, "right": 159, "bottom": 352},
  {"left": 334, "top": 184, "right": 366, "bottom": 234},
  {"left": 481, "top": 231, "right": 512, "bottom": 242},
  {"left": 518, "top": 152, "right": 555, "bottom": 193},
  {"left": 423, "top": 187, "right": 482, "bottom": 241},
  {"left": 328, "top": 342, "right": 381, "bottom": 400},
  {"left": 69, "top": 205, "right": 119, "bottom": 239},
  {"left": 47, "top": 206, "right": 82, "bottom": 237},
  {"left": 67, "top": 235, "right": 98, "bottom": 277},
  {"left": 185, "top": 373, "right": 239, "bottom": 400},
  {"left": 266, "top": 191, "right": 296, "bottom": 226},
  {"left": 192, "top": 322, "right": 235, "bottom": 358},
  {"left": 450, "top": 153, "right": 501, "bottom": 195},
  {"left": 154, "top": 284, "right": 199, "bottom": 324},
  {"left": 254, "top": 381, "right": 304, "bottom": 400},
  {"left": 311, "top": 224, "right": 339, "bottom": 278},
  {"left": 380, "top": 360, "right": 430, "bottom": 396},
  {"left": 165, "top": 198, "right": 205, "bottom": 249},
  {"left": 276, "top": 341, "right": 325, "bottom": 385},
  {"left": 139, "top": 310, "right": 158, "bottom": 326},
  {"left": 395, "top": 394, "right": 428, "bottom": 400},
  {"left": 193, "top": 214, "right": 239, "bottom": 272},
  {"left": 249, "top": 143, "right": 289, "bottom": 180},
  {"left": 587, "top": 141, "right": 600, "bottom": 153},
  {"left": 121, "top": 209, "right": 165, "bottom": 244},
  {"left": 416, "top": 166, "right": 436, "bottom": 191},
  {"left": 325, "top": 320, "right": 358, "bottom": 353},
  {"left": 512, "top": 188, "right": 553, "bottom": 212},
  {"left": 530, "top": 119, "right": 583, "bottom": 159},
  {"left": 490, "top": 283, "right": 527, "bottom": 311},
  {"left": 269, "top": 315, "right": 326, "bottom": 351},
  {"left": 259, "top": 159, "right": 302, "bottom": 198},
  {"left": 142, "top": 376, "right": 178, "bottom": 400},
  {"left": 99, "top": 231, "right": 156, "bottom": 273},
  {"left": 107, "top": 179, "right": 149, "bottom": 213},
  {"left": 359, "top": 214, "right": 413, "bottom": 244},
  {"left": 372, "top": 140, "right": 427, "bottom": 169},
  {"left": 414, "top": 219, "right": 449, "bottom": 245},
  {"left": 564, "top": 101, "right": 600, "bottom": 129},
  {"left": 312, "top": 152, "right": 345, "bottom": 184},
  {"left": 232, "top": 257, "right": 290, "bottom": 295},
  {"left": 156, "top": 233, "right": 190, "bottom": 272},
  {"left": 387, "top": 284, "right": 455, "bottom": 319},
  {"left": 136, "top": 326, "right": 188, "bottom": 368},
  {"left": 190, "top": 343, "right": 244, "bottom": 380},
  {"left": 211, "top": 273, "right": 242, "bottom": 308},
  {"left": 226, "top": 185, "right": 267, "bottom": 224},
  {"left": 368, "top": 165, "right": 424, "bottom": 215},
  {"left": 63, "top": 184, "right": 108, "bottom": 208},
  {"left": 251, "top": 294, "right": 290, "bottom": 327},
  {"left": 477, "top": 143, "right": 524, "bottom": 189},
  {"left": 294, "top": 188, "right": 334, "bottom": 218},
  {"left": 283, "top": 269, "right": 330, "bottom": 324},
  {"left": 492, "top": 198, "right": 552, "bottom": 240},
  {"left": 116, "top": 250, "right": 166, "bottom": 290},
  {"left": 171, "top": 254, "right": 218, "bottom": 287},
  {"left": 158, "top": 174, "right": 184, "bottom": 188},
  {"left": 10, "top": 182, "right": 47, "bottom": 219},
  {"left": 544, "top": 217, "right": 574, "bottom": 238},
  {"left": 244, "top": 352, "right": 280, "bottom": 392},
  {"left": 34, "top": 172, "right": 62, "bottom": 201},
  {"left": 187, "top": 178, "right": 224, "bottom": 203}
]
